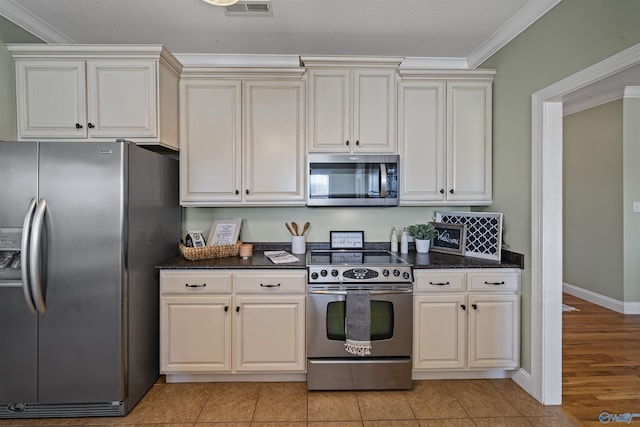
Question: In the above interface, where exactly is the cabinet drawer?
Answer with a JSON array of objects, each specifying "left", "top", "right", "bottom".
[
  {"left": 414, "top": 270, "right": 465, "bottom": 292},
  {"left": 467, "top": 270, "right": 520, "bottom": 292},
  {"left": 234, "top": 271, "right": 306, "bottom": 294},
  {"left": 160, "top": 270, "right": 232, "bottom": 294}
]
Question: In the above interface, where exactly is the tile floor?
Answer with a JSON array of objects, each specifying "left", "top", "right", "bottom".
[{"left": 0, "top": 378, "right": 579, "bottom": 426}]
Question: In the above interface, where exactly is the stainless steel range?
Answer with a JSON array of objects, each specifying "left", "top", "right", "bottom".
[{"left": 306, "top": 250, "right": 413, "bottom": 390}]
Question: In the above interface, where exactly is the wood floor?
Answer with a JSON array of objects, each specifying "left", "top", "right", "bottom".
[{"left": 562, "top": 293, "right": 640, "bottom": 426}]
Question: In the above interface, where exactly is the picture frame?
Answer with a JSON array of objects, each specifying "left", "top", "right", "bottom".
[
  {"left": 207, "top": 219, "right": 242, "bottom": 246},
  {"left": 429, "top": 222, "right": 467, "bottom": 255},
  {"left": 435, "top": 211, "right": 503, "bottom": 261},
  {"left": 330, "top": 231, "right": 365, "bottom": 249}
]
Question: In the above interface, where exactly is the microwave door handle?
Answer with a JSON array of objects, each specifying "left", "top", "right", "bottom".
[
  {"left": 380, "top": 163, "right": 387, "bottom": 197},
  {"left": 20, "top": 198, "right": 37, "bottom": 313}
]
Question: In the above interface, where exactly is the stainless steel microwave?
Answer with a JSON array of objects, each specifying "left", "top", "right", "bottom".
[{"left": 307, "top": 154, "right": 399, "bottom": 207}]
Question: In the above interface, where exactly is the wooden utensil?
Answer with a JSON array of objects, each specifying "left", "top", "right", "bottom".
[
  {"left": 291, "top": 222, "right": 300, "bottom": 236},
  {"left": 285, "top": 223, "right": 295, "bottom": 236},
  {"left": 301, "top": 221, "right": 310, "bottom": 236}
]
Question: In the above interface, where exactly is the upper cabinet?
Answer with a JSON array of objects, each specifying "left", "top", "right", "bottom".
[
  {"left": 302, "top": 57, "right": 401, "bottom": 153},
  {"left": 397, "top": 70, "right": 495, "bottom": 205},
  {"left": 8, "top": 45, "right": 182, "bottom": 152},
  {"left": 179, "top": 70, "right": 306, "bottom": 206}
]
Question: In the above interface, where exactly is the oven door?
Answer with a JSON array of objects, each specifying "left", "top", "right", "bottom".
[{"left": 306, "top": 288, "right": 412, "bottom": 358}]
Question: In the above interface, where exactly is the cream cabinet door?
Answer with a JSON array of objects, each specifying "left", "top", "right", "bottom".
[
  {"left": 446, "top": 81, "right": 492, "bottom": 203},
  {"left": 307, "top": 68, "right": 396, "bottom": 153},
  {"left": 179, "top": 80, "right": 242, "bottom": 205},
  {"left": 413, "top": 294, "right": 466, "bottom": 370},
  {"left": 398, "top": 81, "right": 446, "bottom": 203},
  {"left": 233, "top": 295, "right": 306, "bottom": 372},
  {"left": 160, "top": 295, "right": 232, "bottom": 373},
  {"left": 467, "top": 294, "right": 520, "bottom": 369},
  {"left": 15, "top": 60, "right": 87, "bottom": 138},
  {"left": 243, "top": 80, "right": 306, "bottom": 204},
  {"left": 86, "top": 60, "right": 157, "bottom": 138}
]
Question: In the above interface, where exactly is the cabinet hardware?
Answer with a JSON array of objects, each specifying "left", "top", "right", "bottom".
[
  {"left": 472, "top": 304, "right": 478, "bottom": 310},
  {"left": 429, "top": 281, "right": 450, "bottom": 286},
  {"left": 224, "top": 306, "right": 229, "bottom": 312},
  {"left": 245, "top": 189, "right": 249, "bottom": 195},
  {"left": 185, "top": 283, "right": 206, "bottom": 288},
  {"left": 346, "top": 140, "right": 350, "bottom": 146},
  {"left": 484, "top": 281, "right": 505, "bottom": 285},
  {"left": 449, "top": 189, "right": 454, "bottom": 194},
  {"left": 260, "top": 283, "right": 281, "bottom": 288},
  {"left": 236, "top": 306, "right": 240, "bottom": 312},
  {"left": 439, "top": 189, "right": 445, "bottom": 194},
  {"left": 87, "top": 122, "right": 95, "bottom": 129},
  {"left": 355, "top": 140, "right": 360, "bottom": 146},
  {"left": 235, "top": 190, "right": 239, "bottom": 195},
  {"left": 461, "top": 304, "right": 466, "bottom": 310},
  {"left": 75, "top": 123, "right": 83, "bottom": 129}
]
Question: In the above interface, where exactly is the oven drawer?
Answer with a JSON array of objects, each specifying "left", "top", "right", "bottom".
[
  {"left": 307, "top": 358, "right": 412, "bottom": 390},
  {"left": 234, "top": 271, "right": 306, "bottom": 294},
  {"left": 160, "top": 270, "right": 232, "bottom": 294},
  {"left": 414, "top": 270, "right": 465, "bottom": 292}
]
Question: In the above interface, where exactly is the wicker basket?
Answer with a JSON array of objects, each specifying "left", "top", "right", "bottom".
[{"left": 179, "top": 242, "right": 242, "bottom": 261}]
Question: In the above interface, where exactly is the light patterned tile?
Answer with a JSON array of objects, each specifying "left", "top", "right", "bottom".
[
  {"left": 308, "top": 422, "right": 363, "bottom": 427},
  {"left": 252, "top": 382, "right": 308, "bottom": 422},
  {"left": 356, "top": 391, "right": 414, "bottom": 421},
  {"left": 406, "top": 381, "right": 468, "bottom": 419},
  {"left": 363, "top": 421, "right": 420, "bottom": 427},
  {"left": 197, "top": 383, "right": 260, "bottom": 422},
  {"left": 527, "top": 417, "right": 580, "bottom": 426},
  {"left": 489, "top": 380, "right": 565, "bottom": 418},
  {"left": 472, "top": 417, "right": 533, "bottom": 427},
  {"left": 418, "top": 419, "right": 477, "bottom": 427},
  {"left": 447, "top": 380, "right": 521, "bottom": 418},
  {"left": 308, "top": 391, "right": 361, "bottom": 422}
]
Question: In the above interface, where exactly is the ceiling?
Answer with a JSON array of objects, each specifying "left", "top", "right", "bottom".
[{"left": 1, "top": 0, "right": 561, "bottom": 68}]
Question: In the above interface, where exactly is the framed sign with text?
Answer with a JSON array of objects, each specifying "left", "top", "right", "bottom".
[{"left": 429, "top": 222, "right": 466, "bottom": 255}]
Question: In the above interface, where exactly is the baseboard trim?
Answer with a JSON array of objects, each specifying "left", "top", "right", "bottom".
[
  {"left": 563, "top": 282, "right": 640, "bottom": 314},
  {"left": 412, "top": 370, "right": 514, "bottom": 380},
  {"left": 511, "top": 368, "right": 532, "bottom": 395}
]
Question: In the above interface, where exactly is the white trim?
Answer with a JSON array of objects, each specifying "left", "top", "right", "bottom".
[
  {"left": 532, "top": 42, "right": 640, "bottom": 405},
  {"left": 563, "top": 90, "right": 623, "bottom": 116},
  {"left": 399, "top": 57, "right": 469, "bottom": 70},
  {"left": 165, "top": 373, "right": 306, "bottom": 383},
  {"left": 511, "top": 368, "right": 533, "bottom": 395},
  {"left": 468, "top": 0, "right": 562, "bottom": 69},
  {"left": 175, "top": 53, "right": 301, "bottom": 69},
  {"left": 624, "top": 86, "right": 640, "bottom": 98},
  {"left": 563, "top": 282, "right": 640, "bottom": 314},
  {"left": 0, "top": 0, "right": 74, "bottom": 43},
  {"left": 412, "top": 370, "right": 512, "bottom": 380}
]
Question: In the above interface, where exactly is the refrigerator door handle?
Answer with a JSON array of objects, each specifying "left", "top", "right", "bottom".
[
  {"left": 29, "top": 198, "right": 47, "bottom": 313},
  {"left": 20, "top": 198, "right": 37, "bottom": 313}
]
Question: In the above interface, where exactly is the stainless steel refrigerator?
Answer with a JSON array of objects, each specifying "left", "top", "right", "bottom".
[{"left": 0, "top": 140, "right": 180, "bottom": 418}]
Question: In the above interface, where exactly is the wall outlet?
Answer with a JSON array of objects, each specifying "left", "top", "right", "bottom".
[{"left": 634, "top": 202, "right": 640, "bottom": 213}]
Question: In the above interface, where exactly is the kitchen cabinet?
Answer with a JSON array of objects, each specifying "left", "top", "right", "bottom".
[
  {"left": 159, "top": 270, "right": 306, "bottom": 380},
  {"left": 179, "top": 77, "right": 306, "bottom": 206},
  {"left": 397, "top": 71, "right": 495, "bottom": 205},
  {"left": 8, "top": 45, "right": 181, "bottom": 152},
  {"left": 302, "top": 57, "right": 402, "bottom": 153},
  {"left": 413, "top": 268, "right": 520, "bottom": 372}
]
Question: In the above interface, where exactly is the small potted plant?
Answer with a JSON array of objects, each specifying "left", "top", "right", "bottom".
[{"left": 407, "top": 223, "right": 437, "bottom": 253}]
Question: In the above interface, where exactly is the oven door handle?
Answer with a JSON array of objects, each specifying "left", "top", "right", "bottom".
[{"left": 308, "top": 289, "right": 412, "bottom": 295}]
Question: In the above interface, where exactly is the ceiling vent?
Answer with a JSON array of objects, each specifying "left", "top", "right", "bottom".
[{"left": 224, "top": 1, "right": 273, "bottom": 17}]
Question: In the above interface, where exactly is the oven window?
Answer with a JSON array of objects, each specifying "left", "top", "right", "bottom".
[{"left": 326, "top": 300, "right": 394, "bottom": 341}]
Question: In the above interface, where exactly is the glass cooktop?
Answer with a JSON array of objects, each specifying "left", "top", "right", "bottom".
[{"left": 307, "top": 250, "right": 408, "bottom": 266}]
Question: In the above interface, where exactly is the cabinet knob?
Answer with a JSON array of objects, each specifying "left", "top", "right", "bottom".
[
  {"left": 245, "top": 189, "right": 249, "bottom": 195},
  {"left": 87, "top": 122, "right": 95, "bottom": 129},
  {"left": 224, "top": 306, "right": 229, "bottom": 312},
  {"left": 461, "top": 304, "right": 466, "bottom": 311},
  {"left": 346, "top": 140, "right": 350, "bottom": 146},
  {"left": 235, "top": 190, "right": 239, "bottom": 195},
  {"left": 355, "top": 140, "right": 360, "bottom": 146},
  {"left": 449, "top": 189, "right": 454, "bottom": 194},
  {"left": 439, "top": 189, "right": 445, "bottom": 194},
  {"left": 472, "top": 304, "right": 478, "bottom": 310},
  {"left": 236, "top": 306, "right": 240, "bottom": 313},
  {"left": 75, "top": 123, "right": 83, "bottom": 129}
]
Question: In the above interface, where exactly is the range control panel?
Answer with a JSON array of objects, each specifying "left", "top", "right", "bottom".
[{"left": 308, "top": 266, "right": 413, "bottom": 284}]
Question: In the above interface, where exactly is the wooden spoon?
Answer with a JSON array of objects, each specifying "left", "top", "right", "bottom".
[
  {"left": 301, "top": 221, "right": 310, "bottom": 236},
  {"left": 291, "top": 222, "right": 299, "bottom": 236},
  {"left": 285, "top": 223, "right": 295, "bottom": 236}
]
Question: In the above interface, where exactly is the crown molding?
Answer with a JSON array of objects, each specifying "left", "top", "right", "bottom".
[
  {"left": 624, "top": 86, "right": 640, "bottom": 98},
  {"left": 0, "top": 0, "right": 74, "bottom": 43},
  {"left": 399, "top": 57, "right": 468, "bottom": 70},
  {"left": 175, "top": 53, "right": 301, "bottom": 69},
  {"left": 468, "top": 0, "right": 562, "bottom": 69}
]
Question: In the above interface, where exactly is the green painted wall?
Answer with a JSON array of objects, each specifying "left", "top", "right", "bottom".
[
  {"left": 481, "top": 0, "right": 640, "bottom": 372},
  {"left": 563, "top": 101, "right": 623, "bottom": 300},
  {"left": 623, "top": 96, "right": 640, "bottom": 302}
]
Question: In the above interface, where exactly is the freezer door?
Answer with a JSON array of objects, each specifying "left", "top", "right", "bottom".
[
  {"left": 36, "top": 141, "right": 126, "bottom": 403},
  {"left": 0, "top": 142, "right": 38, "bottom": 403}
]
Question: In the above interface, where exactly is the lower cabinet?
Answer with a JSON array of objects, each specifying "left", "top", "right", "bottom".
[
  {"left": 160, "top": 269, "right": 306, "bottom": 376},
  {"left": 413, "top": 269, "right": 520, "bottom": 372}
]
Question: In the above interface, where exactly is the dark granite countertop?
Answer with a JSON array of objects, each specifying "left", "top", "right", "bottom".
[{"left": 156, "top": 242, "right": 523, "bottom": 270}]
